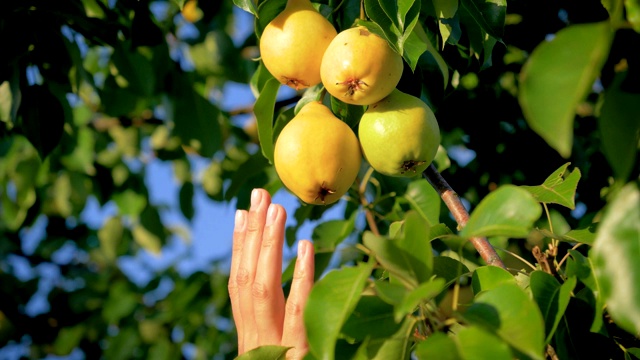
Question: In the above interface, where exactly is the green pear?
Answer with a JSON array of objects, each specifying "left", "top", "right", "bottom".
[{"left": 358, "top": 89, "right": 441, "bottom": 177}]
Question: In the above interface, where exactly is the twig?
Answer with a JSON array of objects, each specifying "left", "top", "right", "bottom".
[
  {"left": 359, "top": 167, "right": 380, "bottom": 236},
  {"left": 422, "top": 164, "right": 506, "bottom": 269}
]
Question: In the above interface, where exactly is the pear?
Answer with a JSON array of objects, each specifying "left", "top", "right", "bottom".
[
  {"left": 320, "top": 26, "right": 403, "bottom": 105},
  {"left": 259, "top": 0, "right": 337, "bottom": 90},
  {"left": 274, "top": 101, "right": 362, "bottom": 205},
  {"left": 358, "top": 89, "right": 440, "bottom": 177}
]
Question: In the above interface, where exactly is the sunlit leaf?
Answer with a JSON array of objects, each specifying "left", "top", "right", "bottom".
[
  {"left": 414, "top": 332, "right": 462, "bottom": 360},
  {"left": 464, "top": 283, "right": 545, "bottom": 360},
  {"left": 394, "top": 278, "right": 445, "bottom": 322},
  {"left": 364, "top": 317, "right": 415, "bottom": 359},
  {"left": 312, "top": 213, "right": 356, "bottom": 251},
  {"left": 236, "top": 345, "right": 290, "bottom": 360},
  {"left": 457, "top": 325, "right": 513, "bottom": 360},
  {"left": 113, "top": 189, "right": 147, "bottom": 217},
  {"left": 460, "top": 185, "right": 542, "bottom": 238},
  {"left": 305, "top": 260, "right": 374, "bottom": 360},
  {"left": 518, "top": 21, "right": 612, "bottom": 158},
  {"left": 590, "top": 181, "right": 640, "bottom": 336},
  {"left": 626, "top": 0, "right": 640, "bottom": 32},
  {"left": 403, "top": 178, "right": 440, "bottom": 227},
  {"left": 364, "top": 211, "right": 432, "bottom": 289},
  {"left": 520, "top": 162, "right": 581, "bottom": 209},
  {"left": 233, "top": 0, "right": 259, "bottom": 17},
  {"left": 98, "top": 216, "right": 123, "bottom": 262},
  {"left": 471, "top": 265, "right": 516, "bottom": 295},
  {"left": 253, "top": 78, "right": 280, "bottom": 163}
]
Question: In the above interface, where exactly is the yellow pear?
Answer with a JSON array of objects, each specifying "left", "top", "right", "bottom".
[
  {"left": 358, "top": 89, "right": 440, "bottom": 177},
  {"left": 321, "top": 26, "right": 404, "bottom": 105},
  {"left": 259, "top": 0, "right": 337, "bottom": 90},
  {"left": 274, "top": 101, "right": 362, "bottom": 205}
]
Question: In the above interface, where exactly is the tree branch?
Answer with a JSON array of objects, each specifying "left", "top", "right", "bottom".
[{"left": 422, "top": 164, "right": 506, "bottom": 269}]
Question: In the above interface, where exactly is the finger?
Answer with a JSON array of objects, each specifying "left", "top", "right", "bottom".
[
  {"left": 253, "top": 204, "right": 287, "bottom": 345},
  {"left": 282, "top": 240, "right": 315, "bottom": 360},
  {"left": 229, "top": 209, "right": 248, "bottom": 353},
  {"left": 237, "top": 188, "right": 271, "bottom": 352}
]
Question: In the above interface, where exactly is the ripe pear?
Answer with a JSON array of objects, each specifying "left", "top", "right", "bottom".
[
  {"left": 274, "top": 101, "right": 362, "bottom": 205},
  {"left": 259, "top": 0, "right": 337, "bottom": 90},
  {"left": 358, "top": 89, "right": 440, "bottom": 177},
  {"left": 321, "top": 26, "right": 403, "bottom": 105}
]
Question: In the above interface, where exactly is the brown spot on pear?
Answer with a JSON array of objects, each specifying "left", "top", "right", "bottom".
[
  {"left": 259, "top": 0, "right": 337, "bottom": 90},
  {"left": 320, "top": 26, "right": 403, "bottom": 105}
]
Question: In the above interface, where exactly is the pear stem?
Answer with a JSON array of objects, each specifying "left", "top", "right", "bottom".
[
  {"left": 422, "top": 164, "right": 506, "bottom": 269},
  {"left": 359, "top": 0, "right": 365, "bottom": 20}
]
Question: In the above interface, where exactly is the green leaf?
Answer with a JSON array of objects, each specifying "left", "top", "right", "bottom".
[
  {"left": 18, "top": 85, "right": 65, "bottom": 159},
  {"left": 530, "top": 271, "right": 577, "bottom": 343},
  {"left": 305, "top": 261, "right": 374, "bottom": 360},
  {"left": 397, "top": 211, "right": 434, "bottom": 281},
  {"left": 565, "top": 249, "right": 605, "bottom": 332},
  {"left": 110, "top": 44, "right": 156, "bottom": 97},
  {"left": 590, "top": 181, "right": 640, "bottom": 337},
  {"left": 432, "top": 0, "right": 458, "bottom": 44},
  {"left": 365, "top": 317, "right": 416, "bottom": 359},
  {"left": 53, "top": 325, "right": 85, "bottom": 355},
  {"left": 518, "top": 21, "right": 612, "bottom": 158},
  {"left": 459, "top": 0, "right": 506, "bottom": 40},
  {"left": 413, "top": 22, "right": 449, "bottom": 86},
  {"left": 364, "top": 211, "right": 433, "bottom": 289},
  {"left": 98, "top": 216, "right": 123, "bottom": 262},
  {"left": 394, "top": 278, "right": 445, "bottom": 322},
  {"left": 102, "top": 281, "right": 138, "bottom": 324},
  {"left": 460, "top": 185, "right": 542, "bottom": 239},
  {"left": 626, "top": 0, "right": 640, "bottom": 32},
  {"left": 132, "top": 224, "right": 162, "bottom": 255},
  {"left": 179, "top": 181, "right": 195, "bottom": 220},
  {"left": 457, "top": 325, "right": 513, "bottom": 360},
  {"left": 330, "top": 96, "right": 365, "bottom": 130},
  {"left": 255, "top": 0, "right": 287, "bottom": 39},
  {"left": 401, "top": 27, "right": 428, "bottom": 72},
  {"left": 312, "top": 213, "right": 356, "bottom": 251},
  {"left": 236, "top": 345, "right": 291, "bottom": 360},
  {"left": 253, "top": 78, "right": 280, "bottom": 163},
  {"left": 233, "top": 0, "right": 259, "bottom": 17},
  {"left": 341, "top": 295, "right": 403, "bottom": 340},
  {"left": 170, "top": 81, "right": 222, "bottom": 158},
  {"left": 433, "top": 256, "right": 470, "bottom": 284},
  {"left": 520, "top": 162, "right": 581, "bottom": 209},
  {"left": 598, "top": 71, "right": 640, "bottom": 181},
  {"left": 113, "top": 190, "right": 147, "bottom": 217},
  {"left": 464, "top": 283, "right": 545, "bottom": 360},
  {"left": 414, "top": 332, "right": 462, "bottom": 360},
  {"left": 402, "top": 178, "right": 440, "bottom": 227},
  {"left": 536, "top": 223, "right": 598, "bottom": 246},
  {"left": 471, "top": 265, "right": 516, "bottom": 295}
]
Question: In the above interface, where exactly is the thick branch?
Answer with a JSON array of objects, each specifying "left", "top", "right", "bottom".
[{"left": 423, "top": 164, "right": 506, "bottom": 269}]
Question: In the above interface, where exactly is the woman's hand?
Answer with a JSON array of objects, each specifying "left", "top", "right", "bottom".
[{"left": 228, "top": 188, "right": 315, "bottom": 359}]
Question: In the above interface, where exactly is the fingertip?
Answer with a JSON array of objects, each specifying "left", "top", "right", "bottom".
[{"left": 235, "top": 210, "right": 247, "bottom": 231}]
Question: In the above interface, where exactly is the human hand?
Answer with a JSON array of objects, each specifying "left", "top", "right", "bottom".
[{"left": 228, "top": 188, "right": 315, "bottom": 359}]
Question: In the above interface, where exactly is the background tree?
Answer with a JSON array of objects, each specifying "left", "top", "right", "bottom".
[{"left": 0, "top": 0, "right": 638, "bottom": 359}]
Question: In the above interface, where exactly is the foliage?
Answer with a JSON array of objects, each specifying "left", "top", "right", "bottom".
[{"left": 0, "top": 0, "right": 639, "bottom": 359}]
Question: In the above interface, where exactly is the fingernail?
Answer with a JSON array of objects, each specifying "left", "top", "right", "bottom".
[
  {"left": 298, "top": 241, "right": 308, "bottom": 259},
  {"left": 235, "top": 210, "right": 246, "bottom": 231},
  {"left": 251, "top": 188, "right": 262, "bottom": 208},
  {"left": 265, "top": 204, "right": 277, "bottom": 226}
]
